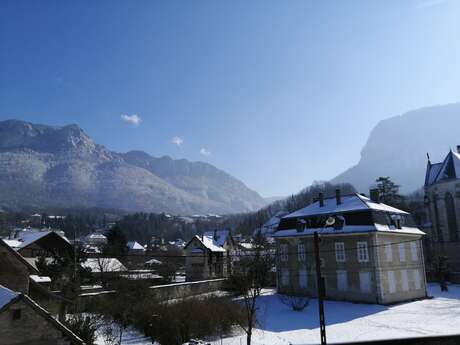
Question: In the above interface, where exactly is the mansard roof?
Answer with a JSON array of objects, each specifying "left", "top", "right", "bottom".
[
  {"left": 283, "top": 193, "right": 408, "bottom": 219},
  {"left": 425, "top": 150, "right": 460, "bottom": 187}
]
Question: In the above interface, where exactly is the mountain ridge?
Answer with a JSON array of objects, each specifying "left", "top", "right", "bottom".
[
  {"left": 331, "top": 102, "right": 460, "bottom": 193},
  {"left": 0, "top": 119, "right": 266, "bottom": 214}
]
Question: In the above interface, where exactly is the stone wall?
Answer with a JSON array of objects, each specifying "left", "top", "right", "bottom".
[
  {"left": 77, "top": 278, "right": 226, "bottom": 309},
  {"left": 148, "top": 278, "right": 225, "bottom": 300}
]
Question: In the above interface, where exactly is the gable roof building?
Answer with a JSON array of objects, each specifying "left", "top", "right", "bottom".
[
  {"left": 0, "top": 284, "right": 85, "bottom": 345},
  {"left": 4, "top": 229, "right": 72, "bottom": 258},
  {"left": 184, "top": 230, "right": 234, "bottom": 281},
  {"left": 425, "top": 147, "right": 460, "bottom": 187},
  {"left": 0, "top": 239, "right": 39, "bottom": 294}
]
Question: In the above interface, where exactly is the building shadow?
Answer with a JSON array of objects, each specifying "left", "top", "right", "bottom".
[{"left": 255, "top": 293, "right": 388, "bottom": 333}]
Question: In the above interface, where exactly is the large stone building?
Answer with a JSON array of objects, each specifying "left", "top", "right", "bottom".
[
  {"left": 184, "top": 230, "right": 234, "bottom": 281},
  {"left": 424, "top": 146, "right": 460, "bottom": 276},
  {"left": 0, "top": 284, "right": 84, "bottom": 345},
  {"left": 274, "top": 190, "right": 427, "bottom": 305}
]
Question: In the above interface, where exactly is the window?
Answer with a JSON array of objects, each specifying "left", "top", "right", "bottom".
[
  {"left": 445, "top": 192, "right": 459, "bottom": 241},
  {"left": 401, "top": 269, "right": 409, "bottom": 291},
  {"left": 337, "top": 270, "right": 348, "bottom": 291},
  {"left": 281, "top": 269, "right": 289, "bottom": 286},
  {"left": 388, "top": 271, "right": 396, "bottom": 293},
  {"left": 398, "top": 243, "right": 406, "bottom": 262},
  {"left": 357, "top": 242, "right": 369, "bottom": 263},
  {"left": 298, "top": 243, "right": 306, "bottom": 262},
  {"left": 385, "top": 241, "right": 393, "bottom": 262},
  {"left": 279, "top": 244, "right": 288, "bottom": 262},
  {"left": 410, "top": 242, "right": 418, "bottom": 261},
  {"left": 320, "top": 258, "right": 326, "bottom": 268},
  {"left": 412, "top": 269, "right": 422, "bottom": 289},
  {"left": 335, "top": 242, "right": 346, "bottom": 262},
  {"left": 359, "top": 271, "right": 371, "bottom": 293},
  {"left": 299, "top": 269, "right": 308, "bottom": 288}
]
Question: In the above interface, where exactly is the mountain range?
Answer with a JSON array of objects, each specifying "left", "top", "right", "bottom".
[
  {"left": 332, "top": 103, "right": 460, "bottom": 194},
  {"left": 0, "top": 120, "right": 266, "bottom": 214}
]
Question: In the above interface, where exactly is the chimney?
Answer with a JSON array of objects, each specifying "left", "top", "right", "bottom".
[
  {"left": 370, "top": 188, "right": 380, "bottom": 203},
  {"left": 335, "top": 189, "right": 342, "bottom": 205},
  {"left": 457, "top": 145, "right": 460, "bottom": 154},
  {"left": 319, "top": 193, "right": 324, "bottom": 207}
]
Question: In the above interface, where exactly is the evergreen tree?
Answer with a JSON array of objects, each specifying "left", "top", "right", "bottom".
[
  {"left": 375, "top": 176, "right": 404, "bottom": 207},
  {"left": 104, "top": 224, "right": 128, "bottom": 258}
]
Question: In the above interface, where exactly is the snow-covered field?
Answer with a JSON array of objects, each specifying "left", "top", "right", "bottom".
[
  {"left": 212, "top": 283, "right": 460, "bottom": 345},
  {"left": 97, "top": 283, "right": 460, "bottom": 345}
]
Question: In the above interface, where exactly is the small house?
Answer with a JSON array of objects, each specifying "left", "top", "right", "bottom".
[
  {"left": 184, "top": 230, "right": 234, "bottom": 281},
  {"left": 0, "top": 284, "right": 84, "bottom": 345}
]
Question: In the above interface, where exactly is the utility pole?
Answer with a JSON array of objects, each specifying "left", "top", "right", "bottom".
[{"left": 314, "top": 231, "right": 327, "bottom": 345}]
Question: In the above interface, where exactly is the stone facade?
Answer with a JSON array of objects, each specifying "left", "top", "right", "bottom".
[
  {"left": 276, "top": 232, "right": 426, "bottom": 304},
  {"left": 0, "top": 240, "right": 38, "bottom": 294},
  {"left": 0, "top": 296, "right": 84, "bottom": 345},
  {"left": 424, "top": 148, "right": 460, "bottom": 274}
]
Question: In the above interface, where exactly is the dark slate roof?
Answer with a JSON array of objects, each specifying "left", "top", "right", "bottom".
[
  {"left": 0, "top": 284, "right": 85, "bottom": 345},
  {"left": 425, "top": 150, "right": 460, "bottom": 187}
]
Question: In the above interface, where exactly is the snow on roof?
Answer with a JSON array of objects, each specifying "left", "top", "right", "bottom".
[
  {"left": 273, "top": 225, "right": 425, "bottom": 238},
  {"left": 6, "top": 230, "right": 70, "bottom": 250},
  {"left": 82, "top": 258, "right": 127, "bottom": 273},
  {"left": 201, "top": 235, "right": 226, "bottom": 252},
  {"left": 30, "top": 275, "right": 52, "bottom": 283},
  {"left": 86, "top": 233, "right": 107, "bottom": 239},
  {"left": 127, "top": 241, "right": 145, "bottom": 250},
  {"left": 3, "top": 239, "right": 22, "bottom": 249},
  {"left": 203, "top": 230, "right": 229, "bottom": 247},
  {"left": 145, "top": 258, "right": 162, "bottom": 265},
  {"left": 0, "top": 285, "right": 19, "bottom": 310},
  {"left": 283, "top": 193, "right": 408, "bottom": 219},
  {"left": 191, "top": 230, "right": 230, "bottom": 252}
]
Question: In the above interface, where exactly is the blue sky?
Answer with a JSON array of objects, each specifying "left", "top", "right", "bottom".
[{"left": 1, "top": 0, "right": 460, "bottom": 197}]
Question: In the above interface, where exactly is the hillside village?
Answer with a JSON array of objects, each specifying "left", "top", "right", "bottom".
[
  {"left": 5, "top": 0, "right": 460, "bottom": 343},
  {"left": 1, "top": 145, "right": 460, "bottom": 344}
]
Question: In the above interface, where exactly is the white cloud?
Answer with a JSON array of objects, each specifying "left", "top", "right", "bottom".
[
  {"left": 415, "top": 0, "right": 448, "bottom": 9},
  {"left": 171, "top": 136, "right": 184, "bottom": 146},
  {"left": 120, "top": 114, "right": 142, "bottom": 126},
  {"left": 200, "top": 147, "right": 211, "bottom": 156}
]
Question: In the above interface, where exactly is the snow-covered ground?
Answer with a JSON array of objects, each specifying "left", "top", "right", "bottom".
[
  {"left": 211, "top": 283, "right": 460, "bottom": 345},
  {"left": 95, "top": 283, "right": 460, "bottom": 345}
]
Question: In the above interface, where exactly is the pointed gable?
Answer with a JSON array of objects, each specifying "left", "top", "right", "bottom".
[{"left": 427, "top": 150, "right": 460, "bottom": 186}]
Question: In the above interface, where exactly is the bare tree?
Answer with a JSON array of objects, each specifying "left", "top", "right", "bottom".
[
  {"left": 230, "top": 233, "right": 274, "bottom": 345},
  {"left": 278, "top": 289, "right": 309, "bottom": 311}
]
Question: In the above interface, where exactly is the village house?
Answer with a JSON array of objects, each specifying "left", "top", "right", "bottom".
[
  {"left": 0, "top": 239, "right": 40, "bottom": 294},
  {"left": 274, "top": 190, "right": 427, "bottom": 305},
  {"left": 126, "top": 240, "right": 146, "bottom": 255},
  {"left": 0, "top": 284, "right": 84, "bottom": 345},
  {"left": 4, "top": 229, "right": 73, "bottom": 259},
  {"left": 424, "top": 146, "right": 460, "bottom": 279},
  {"left": 184, "top": 230, "right": 235, "bottom": 281}
]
